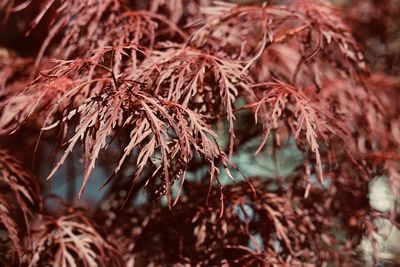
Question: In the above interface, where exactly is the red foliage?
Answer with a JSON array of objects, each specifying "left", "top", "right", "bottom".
[{"left": 0, "top": 0, "right": 399, "bottom": 265}]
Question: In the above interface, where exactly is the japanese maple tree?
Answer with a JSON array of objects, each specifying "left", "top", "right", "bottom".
[{"left": 0, "top": 0, "right": 399, "bottom": 266}]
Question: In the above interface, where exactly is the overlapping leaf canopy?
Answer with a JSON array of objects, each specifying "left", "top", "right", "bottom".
[{"left": 0, "top": 0, "right": 399, "bottom": 266}]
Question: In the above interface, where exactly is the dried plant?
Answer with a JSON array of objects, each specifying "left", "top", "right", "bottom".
[{"left": 0, "top": 0, "right": 399, "bottom": 266}]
